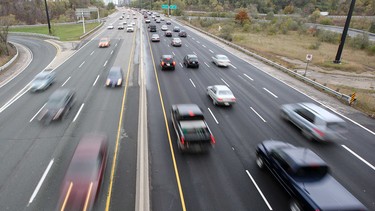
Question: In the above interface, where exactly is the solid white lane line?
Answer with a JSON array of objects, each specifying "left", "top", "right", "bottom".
[
  {"left": 246, "top": 170, "right": 273, "bottom": 210},
  {"left": 250, "top": 107, "right": 266, "bottom": 122},
  {"left": 189, "top": 78, "right": 196, "bottom": 88},
  {"left": 30, "top": 103, "right": 46, "bottom": 122},
  {"left": 93, "top": 75, "right": 100, "bottom": 86},
  {"left": 90, "top": 51, "right": 95, "bottom": 55},
  {"left": 263, "top": 88, "right": 278, "bottom": 98},
  {"left": 167, "top": 45, "right": 170, "bottom": 47},
  {"left": 179, "top": 63, "right": 183, "bottom": 67},
  {"left": 221, "top": 78, "right": 230, "bottom": 87},
  {"left": 185, "top": 44, "right": 189, "bottom": 47},
  {"left": 115, "top": 43, "right": 118, "bottom": 47},
  {"left": 229, "top": 64, "right": 237, "bottom": 69},
  {"left": 342, "top": 145, "right": 375, "bottom": 171},
  {"left": 111, "top": 50, "right": 114, "bottom": 55},
  {"left": 103, "top": 60, "right": 108, "bottom": 67},
  {"left": 193, "top": 51, "right": 197, "bottom": 55},
  {"left": 172, "top": 51, "right": 175, "bottom": 56},
  {"left": 73, "top": 103, "right": 84, "bottom": 122},
  {"left": 79, "top": 61, "right": 85, "bottom": 68},
  {"left": 202, "top": 45, "right": 206, "bottom": 48},
  {"left": 192, "top": 37, "right": 195, "bottom": 40},
  {"left": 61, "top": 77, "right": 71, "bottom": 87},
  {"left": 0, "top": 85, "right": 30, "bottom": 113},
  {"left": 28, "top": 159, "right": 54, "bottom": 205},
  {"left": 208, "top": 108, "right": 219, "bottom": 124},
  {"left": 244, "top": 73, "right": 254, "bottom": 81},
  {"left": 204, "top": 62, "right": 210, "bottom": 68},
  {"left": 209, "top": 49, "right": 214, "bottom": 53}
]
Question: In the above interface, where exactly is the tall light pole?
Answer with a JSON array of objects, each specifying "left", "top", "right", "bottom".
[
  {"left": 333, "top": 0, "right": 357, "bottom": 64},
  {"left": 44, "top": 0, "right": 52, "bottom": 35}
]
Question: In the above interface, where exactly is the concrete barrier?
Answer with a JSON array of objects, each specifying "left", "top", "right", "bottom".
[{"left": 0, "top": 42, "right": 19, "bottom": 73}]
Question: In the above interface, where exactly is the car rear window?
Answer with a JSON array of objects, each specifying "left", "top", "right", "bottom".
[
  {"left": 293, "top": 165, "right": 329, "bottom": 180},
  {"left": 326, "top": 122, "right": 346, "bottom": 130},
  {"left": 218, "top": 90, "right": 232, "bottom": 95},
  {"left": 180, "top": 120, "right": 207, "bottom": 134}
]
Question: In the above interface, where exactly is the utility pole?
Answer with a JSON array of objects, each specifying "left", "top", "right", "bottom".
[
  {"left": 168, "top": 0, "right": 171, "bottom": 17},
  {"left": 44, "top": 0, "right": 52, "bottom": 35},
  {"left": 333, "top": 0, "right": 357, "bottom": 64}
]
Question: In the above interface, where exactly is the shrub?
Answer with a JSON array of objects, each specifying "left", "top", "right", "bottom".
[
  {"left": 348, "top": 33, "right": 370, "bottom": 50},
  {"left": 242, "top": 23, "right": 250, "bottom": 32},
  {"left": 266, "top": 12, "right": 274, "bottom": 20},
  {"left": 308, "top": 42, "right": 321, "bottom": 50},
  {"left": 367, "top": 44, "right": 375, "bottom": 55},
  {"left": 317, "top": 30, "right": 339, "bottom": 44},
  {"left": 369, "top": 21, "right": 375, "bottom": 33},
  {"left": 219, "top": 25, "right": 234, "bottom": 41},
  {"left": 199, "top": 18, "right": 215, "bottom": 27},
  {"left": 319, "top": 17, "right": 333, "bottom": 25}
]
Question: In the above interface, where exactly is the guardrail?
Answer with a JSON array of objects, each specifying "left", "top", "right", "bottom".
[
  {"left": 0, "top": 42, "right": 19, "bottom": 73},
  {"left": 175, "top": 18, "right": 351, "bottom": 103}
]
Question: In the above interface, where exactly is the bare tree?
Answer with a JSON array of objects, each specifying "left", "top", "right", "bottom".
[{"left": 0, "top": 17, "right": 10, "bottom": 56}]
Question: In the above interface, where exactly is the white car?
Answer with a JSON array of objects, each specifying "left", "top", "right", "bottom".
[
  {"left": 212, "top": 54, "right": 231, "bottom": 67},
  {"left": 145, "top": 19, "right": 151, "bottom": 23},
  {"left": 151, "top": 34, "right": 160, "bottom": 42},
  {"left": 107, "top": 25, "right": 114, "bottom": 29},
  {"left": 126, "top": 25, "right": 134, "bottom": 32},
  {"left": 207, "top": 85, "right": 236, "bottom": 106},
  {"left": 161, "top": 25, "right": 168, "bottom": 31},
  {"left": 131, "top": 21, "right": 136, "bottom": 25}
]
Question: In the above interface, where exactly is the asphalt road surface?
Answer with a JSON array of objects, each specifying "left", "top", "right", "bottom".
[{"left": 0, "top": 9, "right": 374, "bottom": 211}]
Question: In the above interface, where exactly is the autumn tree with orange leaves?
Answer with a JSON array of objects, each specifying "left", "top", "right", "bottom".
[{"left": 235, "top": 9, "right": 250, "bottom": 25}]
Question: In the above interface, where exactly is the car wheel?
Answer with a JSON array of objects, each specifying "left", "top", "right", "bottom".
[
  {"left": 256, "top": 155, "right": 265, "bottom": 169},
  {"left": 212, "top": 98, "right": 217, "bottom": 106},
  {"left": 289, "top": 200, "right": 301, "bottom": 211}
]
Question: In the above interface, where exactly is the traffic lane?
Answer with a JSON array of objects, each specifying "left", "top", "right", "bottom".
[{"left": 0, "top": 36, "right": 56, "bottom": 107}]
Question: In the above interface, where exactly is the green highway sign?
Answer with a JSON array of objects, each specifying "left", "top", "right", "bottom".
[
  {"left": 161, "top": 4, "right": 169, "bottom": 9},
  {"left": 170, "top": 5, "right": 177, "bottom": 9}
]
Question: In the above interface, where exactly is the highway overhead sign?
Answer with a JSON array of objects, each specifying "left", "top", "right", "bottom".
[
  {"left": 161, "top": 4, "right": 169, "bottom": 9},
  {"left": 170, "top": 5, "right": 177, "bottom": 9}
]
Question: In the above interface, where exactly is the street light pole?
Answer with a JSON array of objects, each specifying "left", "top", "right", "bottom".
[
  {"left": 333, "top": 0, "right": 357, "bottom": 64},
  {"left": 168, "top": 0, "right": 171, "bottom": 17},
  {"left": 44, "top": 0, "right": 52, "bottom": 35}
]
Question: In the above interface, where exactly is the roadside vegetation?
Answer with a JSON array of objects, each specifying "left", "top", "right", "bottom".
[{"left": 180, "top": 10, "right": 375, "bottom": 116}]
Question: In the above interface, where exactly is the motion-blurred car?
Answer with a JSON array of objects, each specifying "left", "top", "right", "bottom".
[
  {"left": 106, "top": 66, "right": 123, "bottom": 87},
  {"left": 256, "top": 140, "right": 367, "bottom": 211},
  {"left": 107, "top": 25, "right": 114, "bottom": 29},
  {"left": 126, "top": 24, "right": 134, "bottom": 32},
  {"left": 173, "top": 26, "right": 180, "bottom": 32},
  {"left": 207, "top": 85, "right": 236, "bottom": 106},
  {"left": 57, "top": 134, "right": 108, "bottom": 211},
  {"left": 280, "top": 102, "right": 348, "bottom": 142},
  {"left": 29, "top": 71, "right": 55, "bottom": 92},
  {"left": 98, "top": 37, "right": 110, "bottom": 48},
  {"left": 151, "top": 34, "right": 160, "bottom": 42},
  {"left": 161, "top": 25, "right": 168, "bottom": 31},
  {"left": 183, "top": 54, "right": 199, "bottom": 68},
  {"left": 171, "top": 37, "right": 182, "bottom": 47},
  {"left": 212, "top": 54, "right": 231, "bottom": 67},
  {"left": 38, "top": 89, "right": 75, "bottom": 124},
  {"left": 160, "top": 55, "right": 176, "bottom": 70},
  {"left": 156, "top": 19, "right": 161, "bottom": 23},
  {"left": 178, "top": 30, "right": 187, "bottom": 37},
  {"left": 165, "top": 30, "right": 172, "bottom": 37},
  {"left": 166, "top": 20, "right": 171, "bottom": 25}
]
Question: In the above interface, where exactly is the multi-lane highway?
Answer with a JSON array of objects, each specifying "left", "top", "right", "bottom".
[{"left": 0, "top": 8, "right": 374, "bottom": 211}]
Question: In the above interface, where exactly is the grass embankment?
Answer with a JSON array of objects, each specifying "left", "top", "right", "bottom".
[
  {"left": 10, "top": 22, "right": 101, "bottom": 41},
  {"left": 183, "top": 18, "right": 375, "bottom": 117}
]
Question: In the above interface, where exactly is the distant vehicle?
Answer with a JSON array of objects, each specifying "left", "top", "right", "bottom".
[
  {"left": 280, "top": 103, "right": 348, "bottom": 142},
  {"left": 161, "top": 25, "right": 168, "bottom": 31},
  {"left": 145, "top": 19, "right": 151, "bottom": 23},
  {"left": 29, "top": 71, "right": 55, "bottom": 92},
  {"left": 256, "top": 140, "right": 367, "bottom": 211},
  {"left": 173, "top": 26, "right": 180, "bottom": 32},
  {"left": 149, "top": 24, "right": 156, "bottom": 32},
  {"left": 107, "top": 25, "right": 114, "bottom": 29},
  {"left": 212, "top": 54, "right": 230, "bottom": 67},
  {"left": 155, "top": 19, "right": 161, "bottom": 23},
  {"left": 160, "top": 17, "right": 165, "bottom": 21},
  {"left": 160, "top": 55, "right": 176, "bottom": 70},
  {"left": 207, "top": 85, "right": 236, "bottom": 106},
  {"left": 122, "top": 21, "right": 127, "bottom": 25},
  {"left": 38, "top": 89, "right": 75, "bottom": 124},
  {"left": 126, "top": 24, "right": 134, "bottom": 32},
  {"left": 106, "top": 66, "right": 123, "bottom": 87},
  {"left": 119, "top": 17, "right": 123, "bottom": 20},
  {"left": 183, "top": 54, "right": 199, "bottom": 68},
  {"left": 171, "top": 104, "right": 215, "bottom": 152},
  {"left": 178, "top": 30, "right": 187, "bottom": 37},
  {"left": 131, "top": 21, "right": 136, "bottom": 25},
  {"left": 165, "top": 30, "right": 172, "bottom": 37},
  {"left": 133, "top": 16, "right": 137, "bottom": 19},
  {"left": 171, "top": 37, "right": 182, "bottom": 47},
  {"left": 118, "top": 24, "right": 124, "bottom": 30},
  {"left": 98, "top": 37, "right": 110, "bottom": 48},
  {"left": 151, "top": 34, "right": 160, "bottom": 42},
  {"left": 57, "top": 134, "right": 108, "bottom": 211},
  {"left": 166, "top": 20, "right": 171, "bottom": 25}
]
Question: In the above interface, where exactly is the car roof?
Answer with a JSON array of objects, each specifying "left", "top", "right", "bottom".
[
  {"left": 299, "top": 103, "right": 344, "bottom": 122},
  {"left": 278, "top": 147, "right": 327, "bottom": 168},
  {"left": 49, "top": 89, "right": 72, "bottom": 100},
  {"left": 152, "top": 34, "right": 159, "bottom": 36},
  {"left": 161, "top": 55, "right": 173, "bottom": 59},
  {"left": 213, "top": 85, "right": 230, "bottom": 90},
  {"left": 109, "top": 66, "right": 122, "bottom": 73},
  {"left": 174, "top": 104, "right": 204, "bottom": 119},
  {"left": 186, "top": 54, "right": 197, "bottom": 58}
]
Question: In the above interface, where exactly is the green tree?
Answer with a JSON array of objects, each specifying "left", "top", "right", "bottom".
[{"left": 107, "top": 2, "right": 115, "bottom": 10}]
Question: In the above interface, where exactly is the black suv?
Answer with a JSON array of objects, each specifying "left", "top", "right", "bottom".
[
  {"left": 178, "top": 30, "right": 187, "bottom": 37},
  {"left": 149, "top": 24, "right": 156, "bottom": 32},
  {"left": 160, "top": 55, "right": 176, "bottom": 70},
  {"left": 165, "top": 30, "right": 172, "bottom": 37},
  {"left": 183, "top": 54, "right": 199, "bottom": 68},
  {"left": 256, "top": 140, "right": 367, "bottom": 211}
]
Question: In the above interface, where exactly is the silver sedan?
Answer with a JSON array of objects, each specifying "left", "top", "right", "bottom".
[
  {"left": 212, "top": 54, "right": 230, "bottom": 67},
  {"left": 207, "top": 85, "right": 236, "bottom": 106},
  {"left": 30, "top": 71, "right": 55, "bottom": 92}
]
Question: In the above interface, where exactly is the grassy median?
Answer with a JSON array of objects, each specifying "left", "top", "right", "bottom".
[{"left": 10, "top": 22, "right": 101, "bottom": 41}]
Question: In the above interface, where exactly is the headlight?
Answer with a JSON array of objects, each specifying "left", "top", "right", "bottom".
[
  {"left": 117, "top": 79, "right": 122, "bottom": 85},
  {"left": 106, "top": 79, "right": 111, "bottom": 86}
]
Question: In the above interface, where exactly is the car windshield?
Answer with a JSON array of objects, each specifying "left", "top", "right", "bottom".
[
  {"left": 217, "top": 55, "right": 229, "bottom": 60},
  {"left": 180, "top": 120, "right": 207, "bottom": 135},
  {"left": 34, "top": 74, "right": 48, "bottom": 81},
  {"left": 109, "top": 71, "right": 121, "bottom": 78},
  {"left": 218, "top": 90, "right": 232, "bottom": 96}
]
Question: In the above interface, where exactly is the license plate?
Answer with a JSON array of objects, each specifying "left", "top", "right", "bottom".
[{"left": 167, "top": 64, "right": 170, "bottom": 66}]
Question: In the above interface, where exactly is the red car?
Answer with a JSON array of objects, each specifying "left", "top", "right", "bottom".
[{"left": 57, "top": 134, "right": 108, "bottom": 211}]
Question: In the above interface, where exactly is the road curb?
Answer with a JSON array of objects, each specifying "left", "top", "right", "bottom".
[{"left": 0, "top": 42, "right": 19, "bottom": 73}]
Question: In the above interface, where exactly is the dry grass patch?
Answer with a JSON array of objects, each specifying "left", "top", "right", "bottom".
[{"left": 0, "top": 44, "right": 17, "bottom": 67}]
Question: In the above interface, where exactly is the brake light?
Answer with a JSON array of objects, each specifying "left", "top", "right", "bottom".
[
  {"left": 210, "top": 134, "right": 216, "bottom": 144},
  {"left": 161, "top": 61, "right": 165, "bottom": 66},
  {"left": 313, "top": 128, "right": 324, "bottom": 137},
  {"left": 217, "top": 98, "right": 223, "bottom": 101},
  {"left": 180, "top": 136, "right": 185, "bottom": 145},
  {"left": 231, "top": 98, "right": 236, "bottom": 101},
  {"left": 188, "top": 111, "right": 195, "bottom": 116},
  {"left": 172, "top": 61, "right": 176, "bottom": 66}
]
